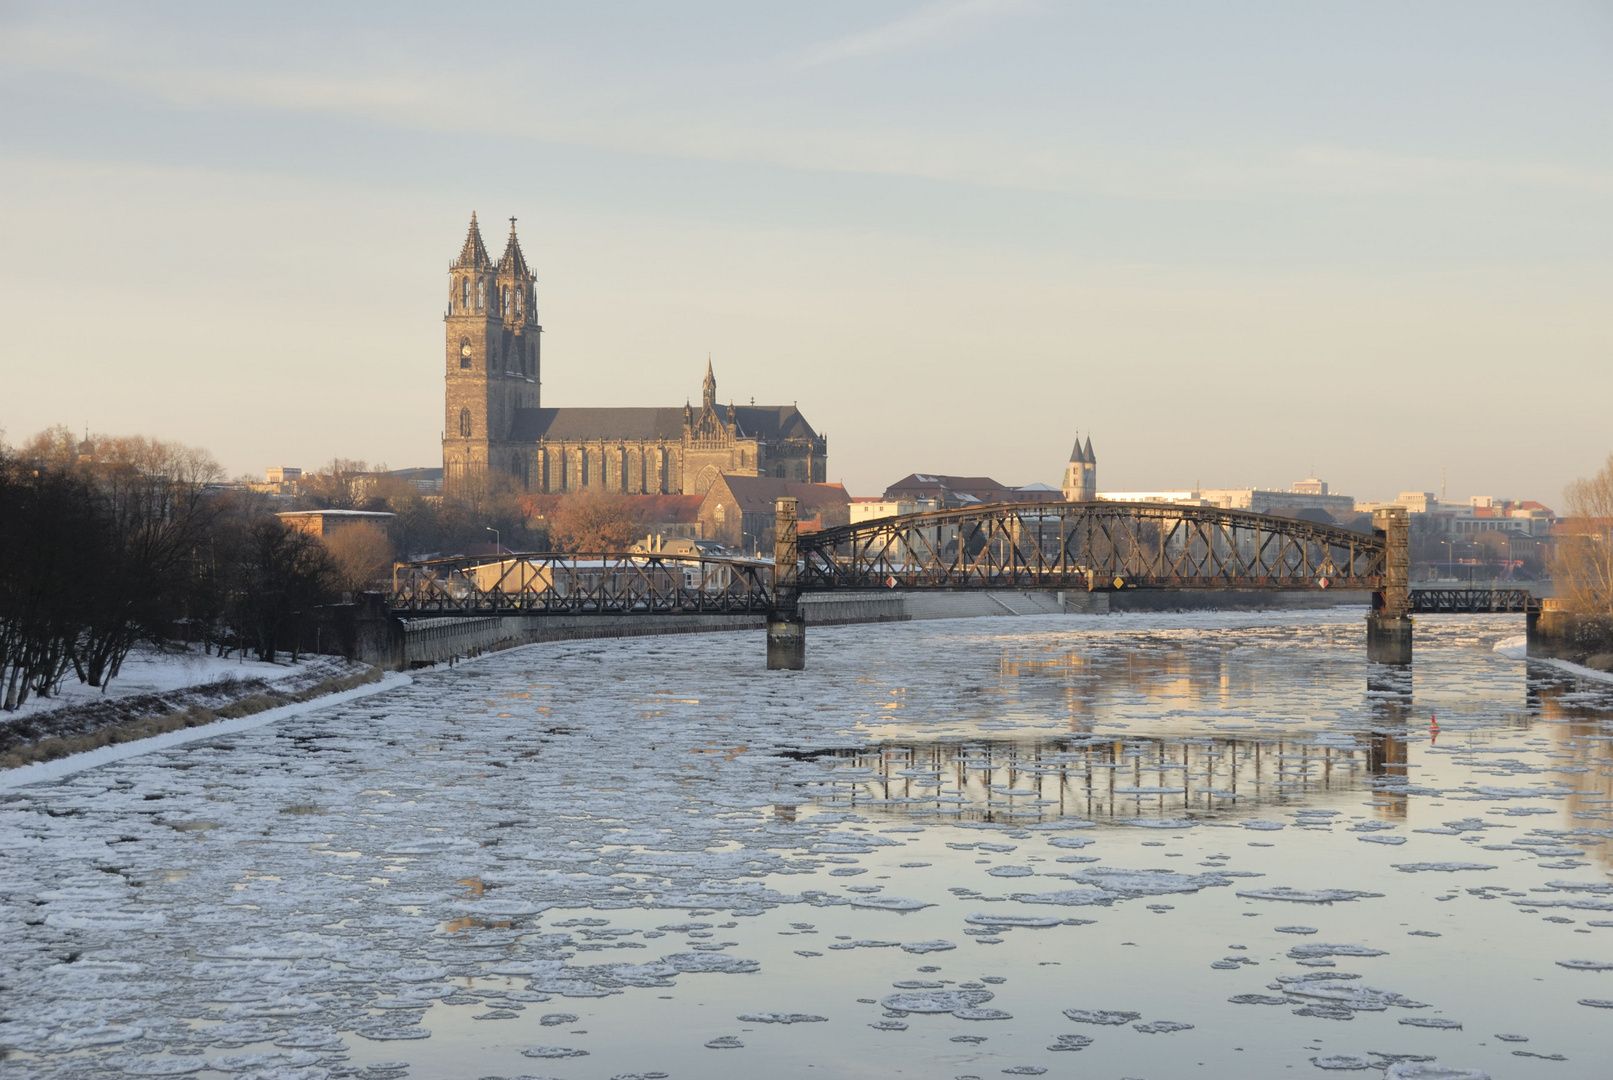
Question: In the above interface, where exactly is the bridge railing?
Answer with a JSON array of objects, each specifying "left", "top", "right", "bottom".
[
  {"left": 798, "top": 501, "right": 1388, "bottom": 593},
  {"left": 390, "top": 551, "right": 774, "bottom": 616}
]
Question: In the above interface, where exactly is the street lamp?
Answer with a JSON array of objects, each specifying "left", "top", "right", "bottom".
[{"left": 485, "top": 526, "right": 500, "bottom": 554}]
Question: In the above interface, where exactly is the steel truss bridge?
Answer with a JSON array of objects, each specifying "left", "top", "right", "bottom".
[
  {"left": 387, "top": 501, "right": 1533, "bottom": 665},
  {"left": 795, "top": 501, "right": 1386, "bottom": 593},
  {"left": 1407, "top": 587, "right": 1536, "bottom": 614}
]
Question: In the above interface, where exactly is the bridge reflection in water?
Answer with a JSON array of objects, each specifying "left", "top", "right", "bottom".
[{"left": 796, "top": 728, "right": 1407, "bottom": 825}]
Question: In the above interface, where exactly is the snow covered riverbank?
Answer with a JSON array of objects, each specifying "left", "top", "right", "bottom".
[{"left": 0, "top": 646, "right": 378, "bottom": 773}]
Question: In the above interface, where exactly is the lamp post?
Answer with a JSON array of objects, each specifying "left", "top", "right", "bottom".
[{"left": 486, "top": 526, "right": 501, "bottom": 555}]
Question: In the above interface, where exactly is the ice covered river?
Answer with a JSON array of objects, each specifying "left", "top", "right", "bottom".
[{"left": 3, "top": 610, "right": 1612, "bottom": 1080}]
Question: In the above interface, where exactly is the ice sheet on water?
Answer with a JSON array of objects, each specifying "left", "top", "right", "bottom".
[
  {"left": 1358, "top": 835, "right": 1407, "bottom": 846},
  {"left": 1391, "top": 863, "right": 1496, "bottom": 873},
  {"left": 987, "top": 866, "right": 1035, "bottom": 877},
  {"left": 103, "top": 1056, "right": 207, "bottom": 1076},
  {"left": 661, "top": 953, "right": 760, "bottom": 973},
  {"left": 1116, "top": 818, "right": 1198, "bottom": 829},
  {"left": 1069, "top": 867, "right": 1232, "bottom": 897},
  {"left": 1133, "top": 1020, "right": 1192, "bottom": 1033},
  {"left": 1383, "top": 1065, "right": 1488, "bottom": 1079},
  {"left": 1288, "top": 944, "right": 1388, "bottom": 960},
  {"left": 1241, "top": 820, "right": 1286, "bottom": 831},
  {"left": 1579, "top": 998, "right": 1613, "bottom": 1008},
  {"left": 900, "top": 940, "right": 957, "bottom": 953},
  {"left": 1281, "top": 981, "right": 1424, "bottom": 1011},
  {"left": 881, "top": 989, "right": 994, "bottom": 1013},
  {"left": 1398, "top": 1017, "right": 1462, "bottom": 1029},
  {"left": 1311, "top": 1055, "right": 1373, "bottom": 1070},
  {"left": 1276, "top": 926, "right": 1319, "bottom": 934},
  {"left": 966, "top": 913, "right": 1065, "bottom": 927},
  {"left": 1009, "top": 889, "right": 1112, "bottom": 907},
  {"left": 828, "top": 939, "right": 901, "bottom": 950},
  {"left": 1236, "top": 888, "right": 1384, "bottom": 904},
  {"left": 1047, "top": 836, "right": 1094, "bottom": 848},
  {"left": 1047, "top": 1033, "right": 1093, "bottom": 1050},
  {"left": 1555, "top": 959, "right": 1613, "bottom": 970},
  {"left": 849, "top": 897, "right": 930, "bottom": 911},
  {"left": 1063, "top": 1009, "right": 1139, "bottom": 1025},
  {"left": 737, "top": 1012, "right": 827, "bottom": 1023}
]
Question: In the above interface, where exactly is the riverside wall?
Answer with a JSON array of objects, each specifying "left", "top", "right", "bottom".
[{"left": 1528, "top": 602, "right": 1613, "bottom": 671}]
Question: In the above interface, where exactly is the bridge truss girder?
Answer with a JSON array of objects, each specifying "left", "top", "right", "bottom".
[
  {"left": 797, "top": 501, "right": 1387, "bottom": 593},
  {"left": 390, "top": 552, "right": 773, "bottom": 617}
]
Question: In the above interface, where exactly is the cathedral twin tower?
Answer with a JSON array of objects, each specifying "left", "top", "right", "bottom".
[{"left": 443, "top": 213, "right": 827, "bottom": 497}]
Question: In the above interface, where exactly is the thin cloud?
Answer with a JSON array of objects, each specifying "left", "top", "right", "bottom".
[{"left": 799, "top": 0, "right": 1034, "bottom": 68}]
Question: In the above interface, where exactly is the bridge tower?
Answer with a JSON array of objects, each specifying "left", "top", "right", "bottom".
[
  {"left": 1062, "top": 435, "right": 1097, "bottom": 501},
  {"left": 767, "top": 497, "right": 806, "bottom": 669},
  {"left": 1367, "top": 507, "right": 1413, "bottom": 664}
]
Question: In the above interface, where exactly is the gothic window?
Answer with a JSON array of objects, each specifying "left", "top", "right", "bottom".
[
  {"left": 459, "top": 408, "right": 472, "bottom": 438},
  {"left": 516, "top": 289, "right": 523, "bottom": 317},
  {"left": 461, "top": 278, "right": 470, "bottom": 310},
  {"left": 476, "top": 279, "right": 485, "bottom": 310},
  {"left": 794, "top": 462, "right": 807, "bottom": 481},
  {"left": 774, "top": 464, "right": 786, "bottom": 478}
]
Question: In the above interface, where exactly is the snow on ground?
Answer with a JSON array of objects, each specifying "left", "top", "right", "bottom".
[
  {"left": 0, "top": 610, "right": 1607, "bottom": 1080},
  {"left": 4, "top": 644, "right": 352, "bottom": 722}
]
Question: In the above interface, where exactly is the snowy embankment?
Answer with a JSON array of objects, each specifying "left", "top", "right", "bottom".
[
  {"left": 0, "top": 645, "right": 391, "bottom": 775},
  {"left": 0, "top": 671, "right": 408, "bottom": 790},
  {"left": 1493, "top": 633, "right": 1613, "bottom": 683}
]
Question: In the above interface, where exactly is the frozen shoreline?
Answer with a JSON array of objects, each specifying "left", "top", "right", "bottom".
[{"left": 0, "top": 671, "right": 410, "bottom": 791}]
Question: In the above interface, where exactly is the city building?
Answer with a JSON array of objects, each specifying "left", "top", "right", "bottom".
[
  {"left": 276, "top": 510, "right": 395, "bottom": 538},
  {"left": 698, "top": 476, "right": 851, "bottom": 553},
  {"left": 1355, "top": 493, "right": 1556, "bottom": 538},
  {"left": 1099, "top": 478, "right": 1357, "bottom": 519},
  {"left": 881, "top": 435, "right": 1096, "bottom": 510},
  {"left": 850, "top": 497, "right": 941, "bottom": 524},
  {"left": 442, "top": 213, "right": 826, "bottom": 496}
]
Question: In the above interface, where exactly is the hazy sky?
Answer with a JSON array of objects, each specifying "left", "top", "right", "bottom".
[{"left": 2, "top": 1, "right": 1609, "bottom": 502}]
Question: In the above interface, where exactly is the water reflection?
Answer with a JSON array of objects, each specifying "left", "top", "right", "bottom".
[{"left": 802, "top": 733, "right": 1384, "bottom": 823}]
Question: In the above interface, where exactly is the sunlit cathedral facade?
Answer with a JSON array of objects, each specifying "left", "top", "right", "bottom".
[{"left": 442, "top": 213, "right": 827, "bottom": 496}]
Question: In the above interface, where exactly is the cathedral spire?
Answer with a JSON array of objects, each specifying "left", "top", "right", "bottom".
[
  {"left": 498, "top": 216, "right": 529, "bottom": 277},
  {"left": 1082, "top": 435, "right": 1095, "bottom": 464},
  {"left": 702, "top": 358, "right": 716, "bottom": 410},
  {"left": 455, "top": 211, "right": 490, "bottom": 268}
]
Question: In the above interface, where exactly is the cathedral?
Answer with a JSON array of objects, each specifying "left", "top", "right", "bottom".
[{"left": 442, "top": 214, "right": 827, "bottom": 495}]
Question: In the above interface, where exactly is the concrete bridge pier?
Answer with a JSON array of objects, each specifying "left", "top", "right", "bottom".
[
  {"left": 767, "top": 497, "right": 806, "bottom": 670},
  {"left": 1367, "top": 507, "right": 1413, "bottom": 665}
]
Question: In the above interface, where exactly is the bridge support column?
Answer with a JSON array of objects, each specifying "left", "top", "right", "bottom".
[
  {"left": 1369, "top": 507, "right": 1413, "bottom": 664},
  {"left": 767, "top": 497, "right": 805, "bottom": 670}
]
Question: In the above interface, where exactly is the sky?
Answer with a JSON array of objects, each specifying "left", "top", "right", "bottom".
[{"left": 1, "top": 1, "right": 1609, "bottom": 503}]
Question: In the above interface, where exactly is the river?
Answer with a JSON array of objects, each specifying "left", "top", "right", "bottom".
[{"left": 2, "top": 609, "right": 1610, "bottom": 1080}]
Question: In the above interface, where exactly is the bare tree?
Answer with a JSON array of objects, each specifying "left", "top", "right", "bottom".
[
  {"left": 1553, "top": 454, "right": 1613, "bottom": 614},
  {"left": 548, "top": 492, "right": 647, "bottom": 553}
]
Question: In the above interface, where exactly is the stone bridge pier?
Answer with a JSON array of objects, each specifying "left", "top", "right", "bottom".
[
  {"left": 767, "top": 497, "right": 806, "bottom": 670},
  {"left": 1367, "top": 507, "right": 1413, "bottom": 664}
]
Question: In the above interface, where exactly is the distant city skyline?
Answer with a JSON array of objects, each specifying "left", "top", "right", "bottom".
[{"left": 2, "top": 1, "right": 1609, "bottom": 502}]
